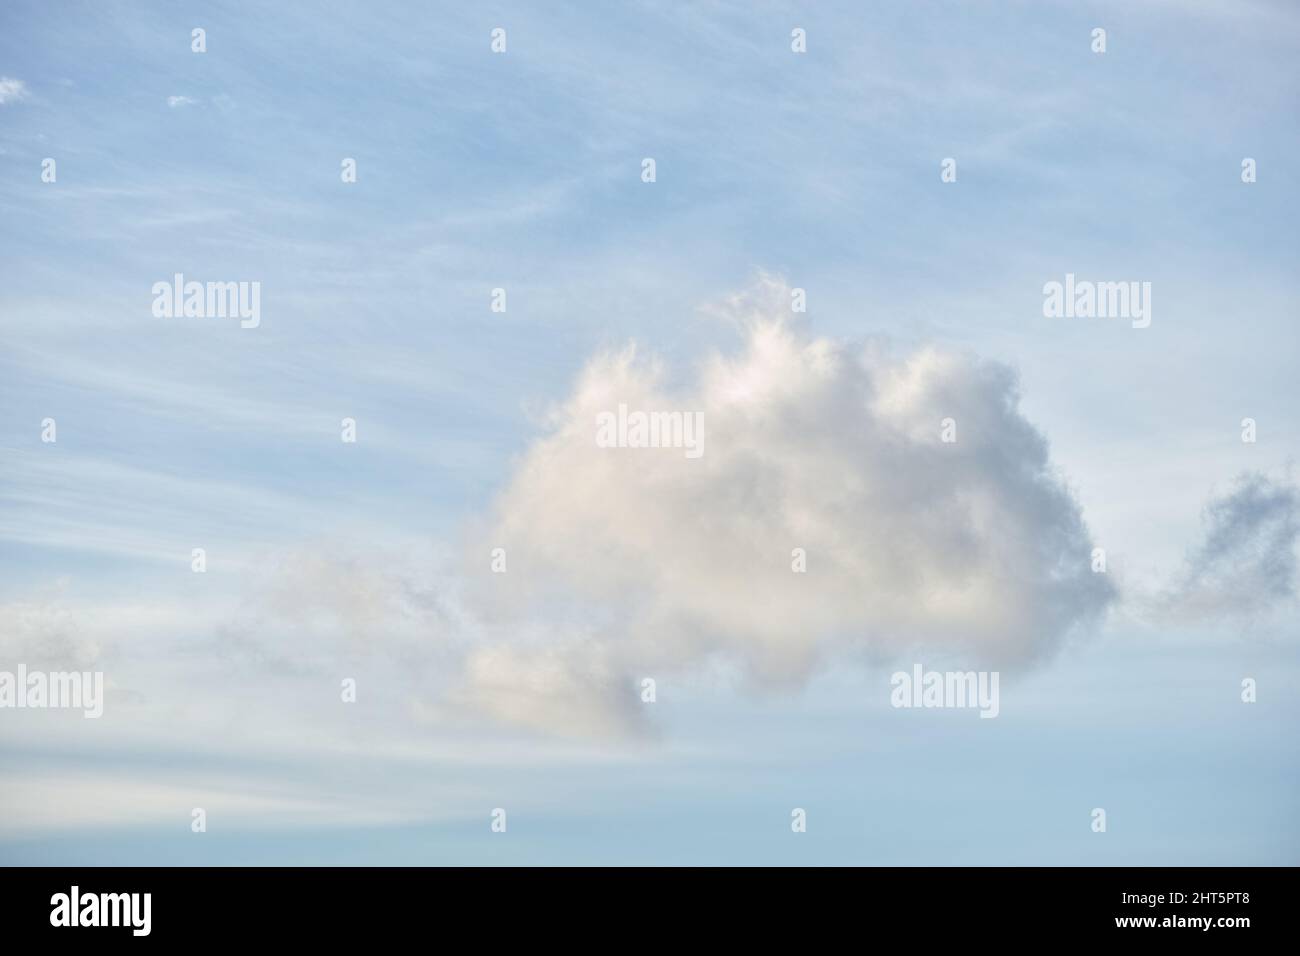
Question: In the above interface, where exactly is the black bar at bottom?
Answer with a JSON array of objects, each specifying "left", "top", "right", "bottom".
[{"left": 0, "top": 866, "right": 1280, "bottom": 942}]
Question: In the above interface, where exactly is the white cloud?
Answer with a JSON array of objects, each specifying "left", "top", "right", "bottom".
[
  {"left": 0, "top": 77, "right": 28, "bottom": 104},
  {"left": 453, "top": 644, "right": 646, "bottom": 740},
  {"left": 0, "top": 594, "right": 104, "bottom": 671},
  {"left": 166, "top": 95, "right": 197, "bottom": 108},
  {"left": 461, "top": 279, "right": 1114, "bottom": 727}
]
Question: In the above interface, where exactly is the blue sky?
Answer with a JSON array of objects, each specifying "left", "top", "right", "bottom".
[{"left": 1, "top": 0, "right": 1298, "bottom": 865}]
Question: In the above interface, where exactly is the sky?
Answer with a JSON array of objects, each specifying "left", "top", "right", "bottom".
[{"left": 1, "top": 0, "right": 1298, "bottom": 865}]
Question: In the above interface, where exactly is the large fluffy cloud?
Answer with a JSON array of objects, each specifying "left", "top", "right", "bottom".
[{"left": 464, "top": 284, "right": 1114, "bottom": 721}]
